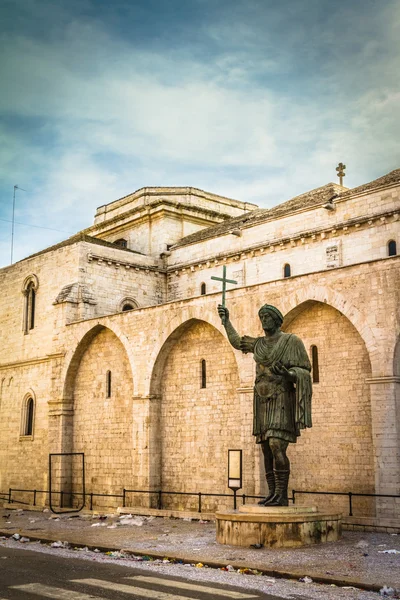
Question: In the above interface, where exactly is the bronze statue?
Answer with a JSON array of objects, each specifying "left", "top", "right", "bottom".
[{"left": 217, "top": 303, "right": 312, "bottom": 506}]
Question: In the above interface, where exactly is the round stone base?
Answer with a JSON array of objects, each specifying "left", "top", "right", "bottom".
[{"left": 216, "top": 505, "right": 342, "bottom": 548}]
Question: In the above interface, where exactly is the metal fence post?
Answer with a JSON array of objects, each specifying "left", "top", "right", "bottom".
[
  {"left": 33, "top": 490, "right": 37, "bottom": 506},
  {"left": 122, "top": 489, "right": 126, "bottom": 508},
  {"left": 8, "top": 488, "right": 11, "bottom": 504},
  {"left": 198, "top": 492, "right": 202, "bottom": 513},
  {"left": 348, "top": 492, "right": 353, "bottom": 516},
  {"left": 233, "top": 489, "right": 237, "bottom": 510},
  {"left": 158, "top": 490, "right": 162, "bottom": 510},
  {"left": 90, "top": 493, "right": 93, "bottom": 511},
  {"left": 242, "top": 493, "right": 246, "bottom": 506}
]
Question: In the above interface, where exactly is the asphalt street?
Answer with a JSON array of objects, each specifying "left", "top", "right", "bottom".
[{"left": 0, "top": 547, "right": 301, "bottom": 600}]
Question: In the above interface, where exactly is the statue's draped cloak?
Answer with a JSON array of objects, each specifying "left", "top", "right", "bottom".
[{"left": 245, "top": 333, "right": 312, "bottom": 443}]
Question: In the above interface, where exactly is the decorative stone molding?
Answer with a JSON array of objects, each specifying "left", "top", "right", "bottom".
[
  {"left": 54, "top": 283, "right": 97, "bottom": 305},
  {"left": 167, "top": 209, "right": 399, "bottom": 275},
  {"left": 366, "top": 376, "right": 400, "bottom": 384},
  {"left": 87, "top": 252, "right": 165, "bottom": 274}
]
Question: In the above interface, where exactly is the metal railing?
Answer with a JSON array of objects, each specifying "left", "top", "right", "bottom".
[
  {"left": 3, "top": 486, "right": 400, "bottom": 518},
  {"left": 292, "top": 489, "right": 400, "bottom": 517}
]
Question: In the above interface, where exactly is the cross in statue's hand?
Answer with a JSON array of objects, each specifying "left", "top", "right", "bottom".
[{"left": 211, "top": 265, "right": 237, "bottom": 307}]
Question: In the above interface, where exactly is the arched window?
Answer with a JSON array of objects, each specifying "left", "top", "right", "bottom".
[
  {"left": 311, "top": 345, "right": 319, "bottom": 383},
  {"left": 122, "top": 304, "right": 134, "bottom": 311},
  {"left": 114, "top": 238, "right": 128, "bottom": 248},
  {"left": 106, "top": 371, "right": 112, "bottom": 398},
  {"left": 388, "top": 240, "right": 397, "bottom": 256},
  {"left": 201, "top": 283, "right": 206, "bottom": 296},
  {"left": 283, "top": 264, "right": 291, "bottom": 278},
  {"left": 22, "top": 275, "right": 39, "bottom": 334},
  {"left": 119, "top": 297, "right": 139, "bottom": 312},
  {"left": 21, "top": 393, "right": 35, "bottom": 437},
  {"left": 201, "top": 359, "right": 207, "bottom": 389}
]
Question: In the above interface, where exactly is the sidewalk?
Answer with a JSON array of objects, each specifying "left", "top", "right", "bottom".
[{"left": 1, "top": 507, "right": 399, "bottom": 593}]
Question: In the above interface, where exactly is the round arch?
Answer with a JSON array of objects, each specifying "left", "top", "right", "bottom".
[
  {"left": 62, "top": 320, "right": 136, "bottom": 401},
  {"left": 279, "top": 284, "right": 378, "bottom": 370},
  {"left": 147, "top": 309, "right": 243, "bottom": 396}
]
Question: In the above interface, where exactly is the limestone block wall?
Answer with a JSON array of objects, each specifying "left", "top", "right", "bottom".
[
  {"left": 0, "top": 242, "right": 81, "bottom": 364},
  {"left": 82, "top": 242, "right": 165, "bottom": 313},
  {"left": 285, "top": 302, "right": 375, "bottom": 516},
  {"left": 159, "top": 320, "right": 245, "bottom": 512},
  {"left": 168, "top": 184, "right": 400, "bottom": 270},
  {"left": 166, "top": 213, "right": 399, "bottom": 303},
  {"left": 0, "top": 361, "right": 51, "bottom": 503},
  {"left": 72, "top": 327, "right": 134, "bottom": 508},
  {"left": 1, "top": 250, "right": 398, "bottom": 516}
]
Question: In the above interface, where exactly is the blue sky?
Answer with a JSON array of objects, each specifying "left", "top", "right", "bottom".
[{"left": 0, "top": 0, "right": 399, "bottom": 267}]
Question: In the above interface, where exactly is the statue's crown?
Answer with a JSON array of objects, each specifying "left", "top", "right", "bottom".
[{"left": 258, "top": 304, "right": 284, "bottom": 324}]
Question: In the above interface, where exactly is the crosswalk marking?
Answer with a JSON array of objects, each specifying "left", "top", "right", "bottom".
[
  {"left": 72, "top": 578, "right": 202, "bottom": 599},
  {"left": 11, "top": 583, "right": 103, "bottom": 599},
  {"left": 127, "top": 576, "right": 258, "bottom": 598}
]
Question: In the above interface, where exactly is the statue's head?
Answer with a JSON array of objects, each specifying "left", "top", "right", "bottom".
[{"left": 258, "top": 304, "right": 284, "bottom": 333}]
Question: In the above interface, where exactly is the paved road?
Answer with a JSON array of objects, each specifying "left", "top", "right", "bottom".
[{"left": 0, "top": 547, "right": 300, "bottom": 600}]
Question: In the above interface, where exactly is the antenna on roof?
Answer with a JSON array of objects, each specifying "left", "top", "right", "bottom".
[
  {"left": 336, "top": 162, "right": 346, "bottom": 186},
  {"left": 11, "top": 185, "right": 27, "bottom": 264}
]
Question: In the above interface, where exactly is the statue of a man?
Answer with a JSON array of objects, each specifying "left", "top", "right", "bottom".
[{"left": 217, "top": 303, "right": 312, "bottom": 506}]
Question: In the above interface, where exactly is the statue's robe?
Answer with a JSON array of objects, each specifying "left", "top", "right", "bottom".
[{"left": 242, "top": 333, "right": 312, "bottom": 443}]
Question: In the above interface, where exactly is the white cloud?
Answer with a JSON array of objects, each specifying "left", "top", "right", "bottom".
[{"left": 0, "top": 0, "right": 399, "bottom": 267}]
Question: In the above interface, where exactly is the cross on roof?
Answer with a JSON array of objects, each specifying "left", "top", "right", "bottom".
[
  {"left": 211, "top": 265, "right": 237, "bottom": 307},
  {"left": 336, "top": 162, "right": 346, "bottom": 186}
]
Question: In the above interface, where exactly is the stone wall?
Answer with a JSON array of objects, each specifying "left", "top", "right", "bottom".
[
  {"left": 159, "top": 320, "right": 244, "bottom": 511},
  {"left": 285, "top": 302, "right": 375, "bottom": 516},
  {"left": 72, "top": 327, "right": 134, "bottom": 508}
]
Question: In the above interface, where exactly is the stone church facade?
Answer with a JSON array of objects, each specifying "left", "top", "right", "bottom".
[{"left": 0, "top": 169, "right": 399, "bottom": 518}]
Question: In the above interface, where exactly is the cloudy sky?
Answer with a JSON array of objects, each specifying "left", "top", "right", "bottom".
[{"left": 0, "top": 0, "right": 399, "bottom": 267}]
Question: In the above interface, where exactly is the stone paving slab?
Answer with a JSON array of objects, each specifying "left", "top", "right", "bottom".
[{"left": 1, "top": 508, "right": 399, "bottom": 593}]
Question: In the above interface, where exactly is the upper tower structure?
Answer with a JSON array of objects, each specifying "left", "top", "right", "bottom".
[{"left": 85, "top": 187, "right": 258, "bottom": 257}]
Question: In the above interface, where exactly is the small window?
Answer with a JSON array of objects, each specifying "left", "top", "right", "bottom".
[
  {"left": 21, "top": 394, "right": 35, "bottom": 437},
  {"left": 119, "top": 297, "right": 139, "bottom": 312},
  {"left": 201, "top": 359, "right": 207, "bottom": 389},
  {"left": 114, "top": 238, "right": 128, "bottom": 248},
  {"left": 283, "top": 264, "right": 291, "bottom": 278},
  {"left": 106, "top": 370, "right": 112, "bottom": 398},
  {"left": 201, "top": 283, "right": 206, "bottom": 296},
  {"left": 311, "top": 345, "right": 319, "bottom": 383},
  {"left": 388, "top": 240, "right": 397, "bottom": 256},
  {"left": 122, "top": 304, "right": 134, "bottom": 311},
  {"left": 22, "top": 275, "right": 38, "bottom": 333}
]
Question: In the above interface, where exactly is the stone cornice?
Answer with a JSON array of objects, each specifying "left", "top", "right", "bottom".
[
  {"left": 87, "top": 253, "right": 166, "bottom": 274},
  {"left": 167, "top": 208, "right": 399, "bottom": 274},
  {"left": 0, "top": 352, "right": 65, "bottom": 371},
  {"left": 366, "top": 376, "right": 400, "bottom": 384},
  {"left": 88, "top": 199, "right": 234, "bottom": 236}
]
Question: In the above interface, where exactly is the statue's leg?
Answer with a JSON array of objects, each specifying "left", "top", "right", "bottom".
[
  {"left": 264, "top": 438, "right": 290, "bottom": 506},
  {"left": 258, "top": 441, "right": 275, "bottom": 506}
]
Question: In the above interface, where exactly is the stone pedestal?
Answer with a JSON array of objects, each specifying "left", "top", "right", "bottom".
[{"left": 216, "top": 505, "right": 342, "bottom": 548}]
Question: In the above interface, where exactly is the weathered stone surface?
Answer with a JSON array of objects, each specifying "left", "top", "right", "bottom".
[{"left": 216, "top": 505, "right": 342, "bottom": 547}]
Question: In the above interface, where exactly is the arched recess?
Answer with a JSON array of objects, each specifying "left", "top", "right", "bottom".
[
  {"left": 62, "top": 321, "right": 137, "bottom": 401},
  {"left": 56, "top": 324, "right": 135, "bottom": 507},
  {"left": 280, "top": 285, "right": 378, "bottom": 371},
  {"left": 71, "top": 326, "right": 134, "bottom": 499},
  {"left": 146, "top": 308, "right": 244, "bottom": 396},
  {"left": 149, "top": 319, "right": 244, "bottom": 511},
  {"left": 283, "top": 300, "right": 374, "bottom": 514}
]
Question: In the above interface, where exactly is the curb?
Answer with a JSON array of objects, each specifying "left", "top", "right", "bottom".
[{"left": 0, "top": 528, "right": 385, "bottom": 594}]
